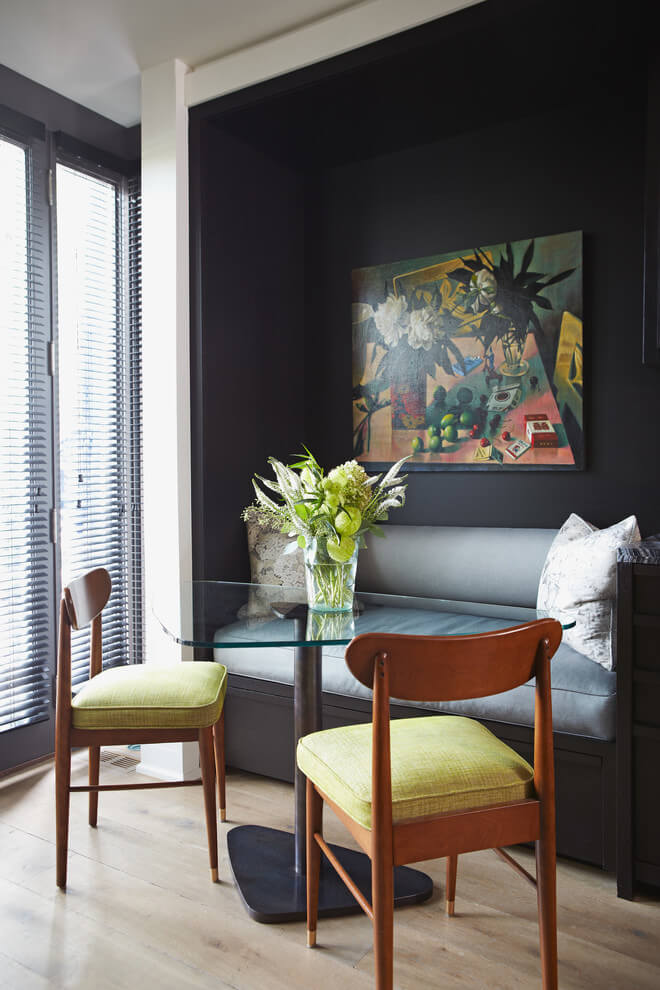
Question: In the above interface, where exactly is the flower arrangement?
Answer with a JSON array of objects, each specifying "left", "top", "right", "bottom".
[
  {"left": 243, "top": 450, "right": 409, "bottom": 611},
  {"left": 447, "top": 241, "right": 576, "bottom": 359}
]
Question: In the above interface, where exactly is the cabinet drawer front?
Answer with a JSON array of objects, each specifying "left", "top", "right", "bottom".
[
  {"left": 633, "top": 676, "right": 660, "bottom": 727},
  {"left": 633, "top": 624, "right": 660, "bottom": 672},
  {"left": 634, "top": 735, "right": 660, "bottom": 868},
  {"left": 634, "top": 572, "right": 660, "bottom": 616}
]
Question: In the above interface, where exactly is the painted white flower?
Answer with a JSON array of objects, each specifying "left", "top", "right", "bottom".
[
  {"left": 407, "top": 307, "right": 437, "bottom": 350},
  {"left": 374, "top": 293, "right": 408, "bottom": 347},
  {"left": 470, "top": 268, "right": 498, "bottom": 312}
]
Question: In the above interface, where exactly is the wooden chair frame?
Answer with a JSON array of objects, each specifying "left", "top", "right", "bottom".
[
  {"left": 55, "top": 567, "right": 227, "bottom": 889},
  {"left": 304, "top": 618, "right": 562, "bottom": 990}
]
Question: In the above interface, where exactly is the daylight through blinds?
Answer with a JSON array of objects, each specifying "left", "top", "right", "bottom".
[
  {"left": 56, "top": 163, "right": 139, "bottom": 683},
  {"left": 0, "top": 135, "right": 52, "bottom": 731}
]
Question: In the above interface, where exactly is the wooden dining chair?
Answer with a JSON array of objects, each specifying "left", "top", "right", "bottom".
[
  {"left": 55, "top": 567, "right": 228, "bottom": 889},
  {"left": 297, "top": 618, "right": 562, "bottom": 990}
]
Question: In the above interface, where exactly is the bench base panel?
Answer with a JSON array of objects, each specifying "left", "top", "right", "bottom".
[{"left": 224, "top": 674, "right": 616, "bottom": 872}]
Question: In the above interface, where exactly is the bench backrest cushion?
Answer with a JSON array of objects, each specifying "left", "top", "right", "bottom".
[{"left": 356, "top": 524, "right": 557, "bottom": 609}]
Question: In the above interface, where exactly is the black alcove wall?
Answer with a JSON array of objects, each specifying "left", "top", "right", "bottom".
[{"left": 190, "top": 0, "right": 659, "bottom": 580}]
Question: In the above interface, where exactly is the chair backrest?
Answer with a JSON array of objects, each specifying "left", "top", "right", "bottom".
[
  {"left": 345, "top": 619, "right": 562, "bottom": 703},
  {"left": 57, "top": 569, "right": 112, "bottom": 731},
  {"left": 63, "top": 568, "right": 112, "bottom": 630}
]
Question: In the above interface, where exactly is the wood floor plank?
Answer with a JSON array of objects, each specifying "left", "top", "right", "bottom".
[{"left": 0, "top": 752, "right": 659, "bottom": 989}]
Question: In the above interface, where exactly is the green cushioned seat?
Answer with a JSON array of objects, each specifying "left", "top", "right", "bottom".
[
  {"left": 72, "top": 662, "right": 227, "bottom": 730},
  {"left": 297, "top": 715, "right": 534, "bottom": 829}
]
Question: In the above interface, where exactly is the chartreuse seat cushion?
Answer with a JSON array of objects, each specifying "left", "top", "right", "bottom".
[
  {"left": 297, "top": 715, "right": 534, "bottom": 829},
  {"left": 71, "top": 662, "right": 227, "bottom": 731}
]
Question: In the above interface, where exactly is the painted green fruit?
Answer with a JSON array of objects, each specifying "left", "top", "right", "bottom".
[
  {"left": 459, "top": 409, "right": 474, "bottom": 428},
  {"left": 433, "top": 386, "right": 447, "bottom": 404},
  {"left": 411, "top": 436, "right": 424, "bottom": 453},
  {"left": 428, "top": 424, "right": 439, "bottom": 437},
  {"left": 457, "top": 387, "right": 473, "bottom": 405},
  {"left": 443, "top": 425, "right": 458, "bottom": 442},
  {"left": 440, "top": 413, "right": 456, "bottom": 428},
  {"left": 428, "top": 435, "right": 441, "bottom": 452}
]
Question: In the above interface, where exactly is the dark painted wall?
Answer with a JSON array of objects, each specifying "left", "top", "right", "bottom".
[
  {"left": 190, "top": 123, "right": 306, "bottom": 580},
  {"left": 0, "top": 62, "right": 139, "bottom": 160},
  {"left": 306, "top": 88, "right": 656, "bottom": 534},
  {"left": 190, "top": 0, "right": 659, "bottom": 580}
]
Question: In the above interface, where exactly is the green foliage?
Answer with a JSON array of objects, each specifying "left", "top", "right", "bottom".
[{"left": 243, "top": 449, "right": 409, "bottom": 559}]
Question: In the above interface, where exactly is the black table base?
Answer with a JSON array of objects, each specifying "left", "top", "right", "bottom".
[{"left": 227, "top": 824, "right": 434, "bottom": 924}]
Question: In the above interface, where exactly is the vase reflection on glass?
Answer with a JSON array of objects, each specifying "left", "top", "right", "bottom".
[
  {"left": 306, "top": 609, "right": 355, "bottom": 642},
  {"left": 303, "top": 538, "right": 358, "bottom": 613},
  {"left": 499, "top": 325, "right": 529, "bottom": 377}
]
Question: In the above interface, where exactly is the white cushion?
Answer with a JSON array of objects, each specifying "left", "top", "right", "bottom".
[{"left": 537, "top": 513, "right": 640, "bottom": 669}]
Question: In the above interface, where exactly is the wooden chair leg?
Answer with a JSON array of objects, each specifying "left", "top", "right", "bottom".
[
  {"left": 372, "top": 840, "right": 394, "bottom": 990},
  {"left": 446, "top": 854, "right": 458, "bottom": 916},
  {"left": 55, "top": 743, "right": 71, "bottom": 889},
  {"left": 198, "top": 726, "right": 218, "bottom": 882},
  {"left": 213, "top": 709, "right": 226, "bottom": 822},
  {"left": 88, "top": 746, "right": 100, "bottom": 827},
  {"left": 306, "top": 778, "right": 322, "bottom": 947},
  {"left": 536, "top": 834, "right": 558, "bottom": 989}
]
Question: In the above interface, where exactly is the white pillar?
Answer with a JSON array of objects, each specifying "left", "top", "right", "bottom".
[{"left": 138, "top": 59, "right": 198, "bottom": 781}]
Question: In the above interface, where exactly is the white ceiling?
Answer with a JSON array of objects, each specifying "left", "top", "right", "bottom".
[{"left": 0, "top": 0, "right": 367, "bottom": 127}]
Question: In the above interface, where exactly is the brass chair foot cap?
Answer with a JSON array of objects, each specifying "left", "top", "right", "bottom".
[
  {"left": 446, "top": 900, "right": 455, "bottom": 916},
  {"left": 220, "top": 808, "right": 227, "bottom": 822},
  {"left": 307, "top": 931, "right": 316, "bottom": 947},
  {"left": 211, "top": 868, "right": 219, "bottom": 882}
]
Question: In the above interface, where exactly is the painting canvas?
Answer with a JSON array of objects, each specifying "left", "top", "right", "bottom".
[{"left": 352, "top": 230, "right": 583, "bottom": 470}]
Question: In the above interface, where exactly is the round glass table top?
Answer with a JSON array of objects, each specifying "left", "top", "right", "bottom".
[{"left": 154, "top": 581, "right": 576, "bottom": 651}]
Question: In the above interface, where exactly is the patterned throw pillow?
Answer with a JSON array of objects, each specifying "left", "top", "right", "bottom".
[
  {"left": 245, "top": 511, "right": 305, "bottom": 588},
  {"left": 537, "top": 513, "right": 641, "bottom": 669}
]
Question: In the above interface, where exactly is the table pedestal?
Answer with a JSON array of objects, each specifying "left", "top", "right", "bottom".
[
  {"left": 227, "top": 825, "right": 433, "bottom": 923},
  {"left": 226, "top": 607, "right": 433, "bottom": 923}
]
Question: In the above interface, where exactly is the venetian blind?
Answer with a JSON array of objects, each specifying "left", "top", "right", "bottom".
[
  {"left": 56, "top": 162, "right": 141, "bottom": 684},
  {"left": 0, "top": 134, "right": 52, "bottom": 731}
]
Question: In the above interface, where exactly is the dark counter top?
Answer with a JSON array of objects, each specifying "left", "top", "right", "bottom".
[{"left": 618, "top": 536, "right": 660, "bottom": 565}]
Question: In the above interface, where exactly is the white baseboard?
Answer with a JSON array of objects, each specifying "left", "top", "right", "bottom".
[{"left": 136, "top": 741, "right": 199, "bottom": 782}]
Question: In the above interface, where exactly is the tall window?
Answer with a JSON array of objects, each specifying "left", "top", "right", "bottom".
[
  {"left": 0, "top": 122, "right": 142, "bottom": 772},
  {"left": 0, "top": 133, "right": 53, "bottom": 750},
  {"left": 56, "top": 162, "right": 141, "bottom": 684}
]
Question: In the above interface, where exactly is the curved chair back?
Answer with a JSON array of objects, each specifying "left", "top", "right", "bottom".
[
  {"left": 345, "top": 618, "right": 562, "bottom": 702},
  {"left": 63, "top": 568, "right": 112, "bottom": 630}
]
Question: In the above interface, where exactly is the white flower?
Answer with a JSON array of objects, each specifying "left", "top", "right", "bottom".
[
  {"left": 374, "top": 294, "right": 408, "bottom": 347},
  {"left": 470, "top": 268, "right": 497, "bottom": 312},
  {"left": 407, "top": 307, "right": 437, "bottom": 350}
]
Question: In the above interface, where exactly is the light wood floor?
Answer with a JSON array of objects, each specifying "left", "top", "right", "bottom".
[{"left": 1, "top": 750, "right": 659, "bottom": 990}]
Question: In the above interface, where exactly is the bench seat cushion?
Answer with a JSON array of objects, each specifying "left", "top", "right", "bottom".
[
  {"left": 215, "top": 608, "right": 616, "bottom": 741},
  {"left": 297, "top": 715, "right": 534, "bottom": 829}
]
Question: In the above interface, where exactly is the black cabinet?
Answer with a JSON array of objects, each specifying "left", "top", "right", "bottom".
[{"left": 617, "top": 540, "right": 660, "bottom": 897}]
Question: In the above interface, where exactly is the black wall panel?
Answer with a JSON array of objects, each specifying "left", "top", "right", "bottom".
[{"left": 190, "top": 0, "right": 659, "bottom": 579}]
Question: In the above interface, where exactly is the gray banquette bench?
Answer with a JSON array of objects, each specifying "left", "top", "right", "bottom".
[{"left": 218, "top": 524, "right": 617, "bottom": 871}]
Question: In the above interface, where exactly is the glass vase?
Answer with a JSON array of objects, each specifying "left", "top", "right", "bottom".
[
  {"left": 303, "top": 538, "right": 358, "bottom": 613},
  {"left": 499, "top": 326, "right": 529, "bottom": 376}
]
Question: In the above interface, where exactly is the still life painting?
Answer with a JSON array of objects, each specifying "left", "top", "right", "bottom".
[{"left": 352, "top": 230, "right": 583, "bottom": 469}]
